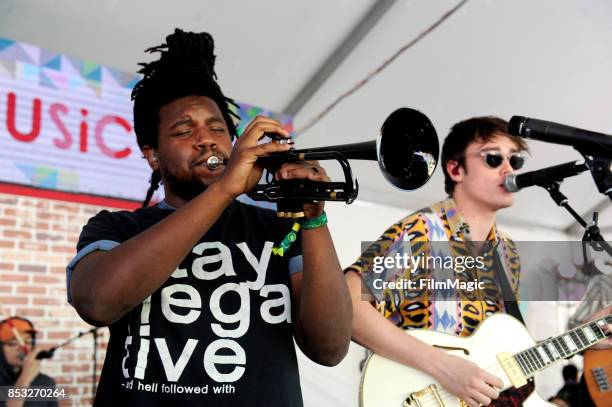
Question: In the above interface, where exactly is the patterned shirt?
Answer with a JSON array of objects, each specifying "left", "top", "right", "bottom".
[{"left": 347, "top": 197, "right": 521, "bottom": 337}]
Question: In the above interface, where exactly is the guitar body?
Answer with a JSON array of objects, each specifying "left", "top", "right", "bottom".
[
  {"left": 584, "top": 349, "right": 612, "bottom": 407},
  {"left": 360, "top": 314, "right": 552, "bottom": 406}
]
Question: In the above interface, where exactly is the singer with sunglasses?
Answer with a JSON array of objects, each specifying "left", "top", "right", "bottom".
[
  {"left": 0, "top": 317, "right": 58, "bottom": 407},
  {"left": 346, "top": 116, "right": 535, "bottom": 407}
]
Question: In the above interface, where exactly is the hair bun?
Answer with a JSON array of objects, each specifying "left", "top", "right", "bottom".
[{"left": 146, "top": 28, "right": 218, "bottom": 79}]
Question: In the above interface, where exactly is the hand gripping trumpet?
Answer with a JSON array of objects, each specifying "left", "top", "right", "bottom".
[{"left": 211, "top": 108, "right": 439, "bottom": 217}]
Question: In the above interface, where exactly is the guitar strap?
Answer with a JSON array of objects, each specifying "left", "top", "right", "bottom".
[
  {"left": 491, "top": 242, "right": 525, "bottom": 325},
  {"left": 490, "top": 243, "right": 538, "bottom": 399}
]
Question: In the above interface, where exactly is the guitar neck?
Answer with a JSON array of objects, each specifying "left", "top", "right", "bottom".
[{"left": 512, "top": 314, "right": 612, "bottom": 378}]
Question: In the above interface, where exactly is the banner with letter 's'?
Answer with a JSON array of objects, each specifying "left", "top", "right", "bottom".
[{"left": 0, "top": 38, "right": 292, "bottom": 208}]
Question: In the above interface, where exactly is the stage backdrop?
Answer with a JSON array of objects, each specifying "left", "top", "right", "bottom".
[
  {"left": 0, "top": 37, "right": 292, "bottom": 209},
  {"left": 0, "top": 37, "right": 292, "bottom": 407}
]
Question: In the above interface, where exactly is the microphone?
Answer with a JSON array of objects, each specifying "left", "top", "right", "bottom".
[
  {"left": 504, "top": 161, "right": 588, "bottom": 192},
  {"left": 35, "top": 349, "right": 55, "bottom": 360},
  {"left": 508, "top": 116, "right": 612, "bottom": 156}
]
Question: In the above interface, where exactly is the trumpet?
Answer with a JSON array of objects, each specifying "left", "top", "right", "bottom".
[{"left": 216, "top": 108, "right": 439, "bottom": 217}]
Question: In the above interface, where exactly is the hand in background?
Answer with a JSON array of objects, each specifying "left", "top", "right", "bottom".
[{"left": 587, "top": 305, "right": 612, "bottom": 350}]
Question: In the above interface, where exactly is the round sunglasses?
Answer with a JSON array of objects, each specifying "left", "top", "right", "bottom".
[{"left": 474, "top": 150, "right": 527, "bottom": 170}]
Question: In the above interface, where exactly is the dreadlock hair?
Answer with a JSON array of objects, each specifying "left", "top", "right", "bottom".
[
  {"left": 132, "top": 28, "right": 241, "bottom": 207},
  {"left": 142, "top": 169, "right": 162, "bottom": 208}
]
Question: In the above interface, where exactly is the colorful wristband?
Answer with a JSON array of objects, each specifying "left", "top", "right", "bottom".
[
  {"left": 272, "top": 222, "right": 301, "bottom": 257},
  {"left": 300, "top": 211, "right": 327, "bottom": 230},
  {"left": 272, "top": 212, "right": 328, "bottom": 257}
]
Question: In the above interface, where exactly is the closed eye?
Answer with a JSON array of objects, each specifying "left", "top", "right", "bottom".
[{"left": 172, "top": 129, "right": 192, "bottom": 137}]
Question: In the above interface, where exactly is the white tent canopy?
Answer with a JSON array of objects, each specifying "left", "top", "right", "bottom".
[
  {"left": 2, "top": 1, "right": 611, "bottom": 404},
  {"left": 3, "top": 0, "right": 611, "bottom": 233}
]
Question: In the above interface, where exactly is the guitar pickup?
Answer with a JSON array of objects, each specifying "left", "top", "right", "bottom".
[{"left": 497, "top": 352, "right": 527, "bottom": 388}]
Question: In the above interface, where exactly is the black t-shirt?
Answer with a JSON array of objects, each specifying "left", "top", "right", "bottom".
[{"left": 71, "top": 200, "right": 303, "bottom": 407}]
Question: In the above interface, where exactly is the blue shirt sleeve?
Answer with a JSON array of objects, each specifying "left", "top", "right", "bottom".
[{"left": 66, "top": 240, "right": 119, "bottom": 304}]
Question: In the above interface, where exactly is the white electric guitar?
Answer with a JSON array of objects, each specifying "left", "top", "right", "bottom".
[{"left": 360, "top": 313, "right": 612, "bottom": 407}]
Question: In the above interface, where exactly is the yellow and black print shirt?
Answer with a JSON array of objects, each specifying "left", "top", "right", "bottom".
[{"left": 347, "top": 197, "right": 521, "bottom": 337}]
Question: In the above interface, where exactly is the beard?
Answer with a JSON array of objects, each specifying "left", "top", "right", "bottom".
[{"left": 163, "top": 170, "right": 208, "bottom": 202}]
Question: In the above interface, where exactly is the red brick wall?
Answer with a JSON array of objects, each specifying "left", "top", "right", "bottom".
[{"left": 0, "top": 192, "right": 110, "bottom": 406}]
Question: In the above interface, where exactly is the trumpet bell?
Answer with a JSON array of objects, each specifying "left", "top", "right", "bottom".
[
  {"left": 247, "top": 107, "right": 439, "bottom": 210},
  {"left": 378, "top": 107, "right": 438, "bottom": 190}
]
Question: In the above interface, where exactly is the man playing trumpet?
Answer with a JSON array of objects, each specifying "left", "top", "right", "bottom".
[{"left": 67, "top": 29, "right": 351, "bottom": 407}]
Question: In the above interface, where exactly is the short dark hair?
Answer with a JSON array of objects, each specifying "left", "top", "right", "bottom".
[
  {"left": 562, "top": 364, "right": 578, "bottom": 381},
  {"left": 441, "top": 116, "right": 528, "bottom": 195},
  {"left": 131, "top": 28, "right": 240, "bottom": 207}
]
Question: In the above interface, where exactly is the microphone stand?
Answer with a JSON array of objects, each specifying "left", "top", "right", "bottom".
[
  {"left": 580, "top": 152, "right": 612, "bottom": 202},
  {"left": 539, "top": 180, "right": 612, "bottom": 281},
  {"left": 36, "top": 326, "right": 101, "bottom": 400},
  {"left": 542, "top": 181, "right": 583, "bottom": 224}
]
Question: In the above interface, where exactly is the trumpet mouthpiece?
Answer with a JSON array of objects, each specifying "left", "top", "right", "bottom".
[{"left": 206, "top": 156, "right": 226, "bottom": 170}]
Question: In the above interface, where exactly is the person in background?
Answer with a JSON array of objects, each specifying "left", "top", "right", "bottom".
[
  {"left": 0, "top": 317, "right": 57, "bottom": 407},
  {"left": 548, "top": 396, "right": 570, "bottom": 407},
  {"left": 554, "top": 364, "right": 579, "bottom": 407}
]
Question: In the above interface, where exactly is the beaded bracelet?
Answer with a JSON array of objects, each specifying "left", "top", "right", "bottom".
[
  {"left": 300, "top": 211, "right": 327, "bottom": 230},
  {"left": 272, "top": 212, "right": 328, "bottom": 257},
  {"left": 272, "top": 222, "right": 300, "bottom": 257}
]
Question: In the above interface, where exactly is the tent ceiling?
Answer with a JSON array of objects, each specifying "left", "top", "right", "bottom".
[{"left": 2, "top": 0, "right": 611, "bottom": 233}]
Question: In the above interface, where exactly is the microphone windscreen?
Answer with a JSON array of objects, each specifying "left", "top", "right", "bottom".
[
  {"left": 503, "top": 175, "right": 519, "bottom": 192},
  {"left": 507, "top": 116, "right": 527, "bottom": 136}
]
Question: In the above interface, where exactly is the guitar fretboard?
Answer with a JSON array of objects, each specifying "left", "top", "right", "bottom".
[{"left": 513, "top": 314, "right": 611, "bottom": 378}]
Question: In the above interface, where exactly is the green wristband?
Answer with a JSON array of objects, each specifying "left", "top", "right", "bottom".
[
  {"left": 300, "top": 211, "right": 327, "bottom": 230},
  {"left": 272, "top": 222, "right": 300, "bottom": 257}
]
